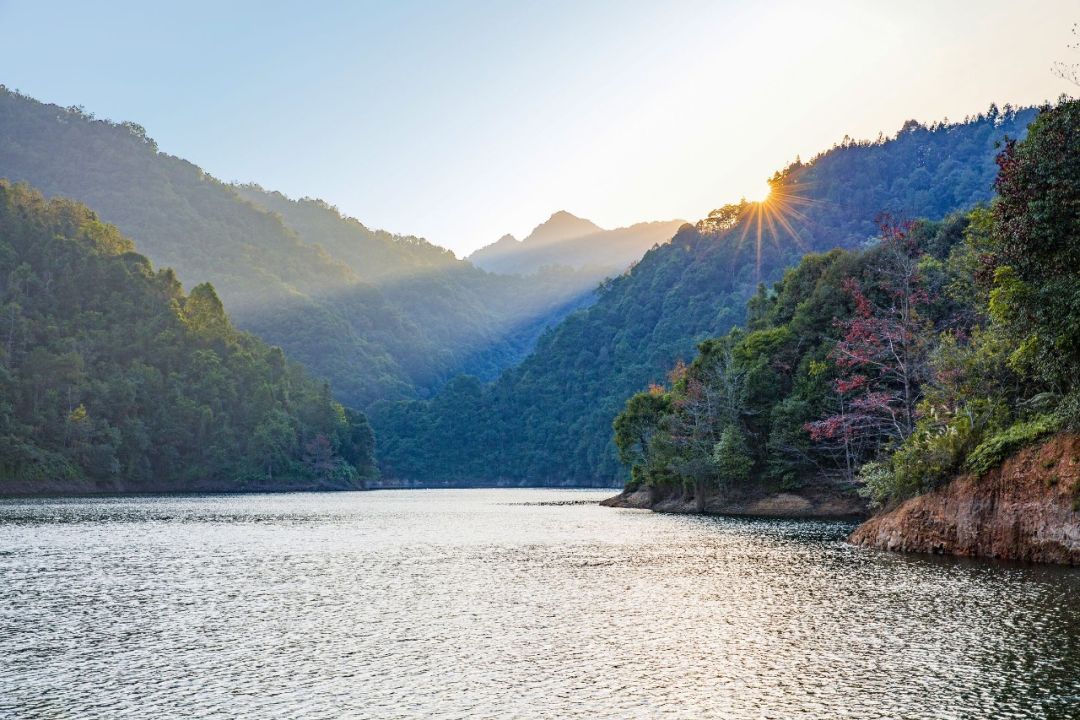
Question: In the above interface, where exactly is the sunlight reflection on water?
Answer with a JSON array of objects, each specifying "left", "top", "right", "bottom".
[{"left": 1, "top": 489, "right": 1079, "bottom": 719}]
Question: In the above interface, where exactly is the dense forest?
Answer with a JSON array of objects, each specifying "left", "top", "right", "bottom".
[
  {"left": 614, "top": 97, "right": 1079, "bottom": 507},
  {"left": 0, "top": 180, "right": 375, "bottom": 494},
  {"left": 0, "top": 87, "right": 608, "bottom": 407},
  {"left": 372, "top": 105, "right": 1041, "bottom": 485}
]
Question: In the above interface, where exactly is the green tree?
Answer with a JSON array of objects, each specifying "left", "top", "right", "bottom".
[
  {"left": 712, "top": 425, "right": 753, "bottom": 486},
  {"left": 613, "top": 389, "right": 671, "bottom": 487},
  {"left": 989, "top": 98, "right": 1080, "bottom": 398}
]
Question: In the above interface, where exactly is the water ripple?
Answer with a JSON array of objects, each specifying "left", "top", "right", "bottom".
[{"left": 1, "top": 489, "right": 1078, "bottom": 719}]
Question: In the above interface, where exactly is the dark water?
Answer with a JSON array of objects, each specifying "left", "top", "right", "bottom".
[{"left": 2, "top": 489, "right": 1079, "bottom": 719}]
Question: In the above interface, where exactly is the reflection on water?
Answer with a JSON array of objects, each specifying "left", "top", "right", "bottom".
[{"left": 1, "top": 489, "right": 1079, "bottom": 719}]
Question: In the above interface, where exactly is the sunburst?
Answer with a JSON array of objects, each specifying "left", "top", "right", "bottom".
[{"left": 733, "top": 179, "right": 823, "bottom": 282}]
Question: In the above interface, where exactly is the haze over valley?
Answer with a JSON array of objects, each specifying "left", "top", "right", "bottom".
[{"left": 2, "top": 2, "right": 1079, "bottom": 718}]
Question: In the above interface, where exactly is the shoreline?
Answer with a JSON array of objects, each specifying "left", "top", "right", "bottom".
[
  {"left": 602, "top": 434, "right": 1080, "bottom": 565},
  {"left": 599, "top": 482, "right": 869, "bottom": 520}
]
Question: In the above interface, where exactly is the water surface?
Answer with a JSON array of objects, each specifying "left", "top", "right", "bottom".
[{"left": 2, "top": 489, "right": 1079, "bottom": 719}]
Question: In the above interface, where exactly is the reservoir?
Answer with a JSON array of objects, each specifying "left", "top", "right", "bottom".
[{"left": 2, "top": 489, "right": 1078, "bottom": 719}]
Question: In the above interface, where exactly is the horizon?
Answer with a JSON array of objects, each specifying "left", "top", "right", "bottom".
[{"left": 0, "top": 0, "right": 1075, "bottom": 256}]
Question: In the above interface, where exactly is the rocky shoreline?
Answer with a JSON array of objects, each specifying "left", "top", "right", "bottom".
[
  {"left": 604, "top": 435, "right": 1080, "bottom": 565},
  {"left": 599, "top": 482, "right": 869, "bottom": 519},
  {"left": 850, "top": 434, "right": 1080, "bottom": 565}
]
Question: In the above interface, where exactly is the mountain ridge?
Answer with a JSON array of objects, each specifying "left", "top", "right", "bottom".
[
  {"left": 469, "top": 211, "right": 684, "bottom": 276},
  {"left": 0, "top": 87, "right": 602, "bottom": 407},
  {"left": 372, "top": 104, "right": 1040, "bottom": 485}
]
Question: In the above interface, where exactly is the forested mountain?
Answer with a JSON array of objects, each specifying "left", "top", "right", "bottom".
[
  {"left": 615, "top": 97, "right": 1080, "bottom": 514},
  {"left": 468, "top": 211, "right": 684, "bottom": 278},
  {"left": 372, "top": 105, "right": 1040, "bottom": 485},
  {"left": 0, "top": 181, "right": 374, "bottom": 494},
  {"left": 0, "top": 87, "right": 600, "bottom": 407},
  {"left": 231, "top": 185, "right": 604, "bottom": 392}
]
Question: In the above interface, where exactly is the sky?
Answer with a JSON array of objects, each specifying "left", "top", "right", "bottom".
[{"left": 0, "top": 0, "right": 1076, "bottom": 256}]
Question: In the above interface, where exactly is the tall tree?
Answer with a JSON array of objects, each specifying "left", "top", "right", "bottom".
[
  {"left": 988, "top": 98, "right": 1080, "bottom": 396},
  {"left": 805, "top": 222, "right": 934, "bottom": 478}
]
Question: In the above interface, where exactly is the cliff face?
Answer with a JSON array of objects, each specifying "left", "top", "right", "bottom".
[
  {"left": 600, "top": 482, "right": 868, "bottom": 519},
  {"left": 850, "top": 434, "right": 1080, "bottom": 565}
]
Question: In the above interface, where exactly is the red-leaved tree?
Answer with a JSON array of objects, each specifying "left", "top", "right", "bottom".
[{"left": 805, "top": 220, "right": 934, "bottom": 481}]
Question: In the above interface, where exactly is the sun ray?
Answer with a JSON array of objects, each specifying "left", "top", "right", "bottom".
[
  {"left": 766, "top": 203, "right": 810, "bottom": 253},
  {"left": 725, "top": 174, "right": 830, "bottom": 285},
  {"left": 755, "top": 203, "right": 763, "bottom": 283},
  {"left": 762, "top": 206, "right": 782, "bottom": 252},
  {"left": 773, "top": 199, "right": 813, "bottom": 224}
]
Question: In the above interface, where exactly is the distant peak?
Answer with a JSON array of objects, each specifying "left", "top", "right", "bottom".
[
  {"left": 525, "top": 211, "right": 603, "bottom": 246},
  {"left": 466, "top": 233, "right": 519, "bottom": 262},
  {"left": 548, "top": 209, "right": 582, "bottom": 221}
]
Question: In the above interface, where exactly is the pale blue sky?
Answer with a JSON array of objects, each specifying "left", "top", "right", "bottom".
[{"left": 0, "top": 0, "right": 1075, "bottom": 255}]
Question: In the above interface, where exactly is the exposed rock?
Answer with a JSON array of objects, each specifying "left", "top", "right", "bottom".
[
  {"left": 600, "top": 482, "right": 868, "bottom": 519},
  {"left": 850, "top": 433, "right": 1080, "bottom": 565}
]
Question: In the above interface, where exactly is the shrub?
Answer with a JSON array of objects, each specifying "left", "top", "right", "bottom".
[{"left": 965, "top": 414, "right": 1062, "bottom": 476}]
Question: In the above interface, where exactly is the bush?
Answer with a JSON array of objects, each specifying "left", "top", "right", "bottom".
[
  {"left": 857, "top": 461, "right": 898, "bottom": 508},
  {"left": 965, "top": 414, "right": 1061, "bottom": 476},
  {"left": 858, "top": 399, "right": 1005, "bottom": 506}
]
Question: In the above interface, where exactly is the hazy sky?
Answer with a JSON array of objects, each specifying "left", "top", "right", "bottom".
[{"left": 0, "top": 1, "right": 1076, "bottom": 256}]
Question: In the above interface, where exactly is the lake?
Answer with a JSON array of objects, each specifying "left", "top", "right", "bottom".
[{"left": 2, "top": 489, "right": 1079, "bottom": 719}]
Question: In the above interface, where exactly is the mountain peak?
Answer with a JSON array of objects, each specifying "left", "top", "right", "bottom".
[{"left": 525, "top": 211, "right": 603, "bottom": 247}]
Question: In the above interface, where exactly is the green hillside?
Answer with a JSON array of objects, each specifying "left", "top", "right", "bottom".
[
  {"left": 0, "top": 87, "right": 602, "bottom": 407},
  {"left": 0, "top": 180, "right": 374, "bottom": 494},
  {"left": 372, "top": 105, "right": 1040, "bottom": 485}
]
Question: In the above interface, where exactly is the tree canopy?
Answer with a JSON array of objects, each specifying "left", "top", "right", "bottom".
[
  {"left": 0, "top": 181, "right": 374, "bottom": 494},
  {"left": 613, "top": 97, "right": 1080, "bottom": 508}
]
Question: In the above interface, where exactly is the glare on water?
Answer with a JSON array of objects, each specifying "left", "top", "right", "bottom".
[{"left": 1, "top": 489, "right": 1079, "bottom": 719}]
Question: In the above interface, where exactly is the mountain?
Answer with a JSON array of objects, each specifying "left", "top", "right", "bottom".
[
  {"left": 613, "top": 97, "right": 1080, "bottom": 565},
  {"left": 468, "top": 211, "right": 684, "bottom": 276},
  {"left": 0, "top": 180, "right": 375, "bottom": 495},
  {"left": 522, "top": 210, "right": 603, "bottom": 246},
  {"left": 230, "top": 184, "right": 603, "bottom": 393},
  {"left": 0, "top": 87, "right": 599, "bottom": 407},
  {"left": 371, "top": 104, "right": 1040, "bottom": 486}
]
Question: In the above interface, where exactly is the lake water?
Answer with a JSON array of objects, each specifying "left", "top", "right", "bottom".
[{"left": 2, "top": 489, "right": 1079, "bottom": 719}]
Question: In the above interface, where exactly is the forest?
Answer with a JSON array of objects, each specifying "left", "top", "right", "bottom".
[
  {"left": 0, "top": 87, "right": 606, "bottom": 408},
  {"left": 0, "top": 84, "right": 1064, "bottom": 495},
  {"left": 371, "top": 104, "right": 1040, "bottom": 485},
  {"left": 0, "top": 180, "right": 374, "bottom": 494},
  {"left": 613, "top": 97, "right": 1079, "bottom": 506}
]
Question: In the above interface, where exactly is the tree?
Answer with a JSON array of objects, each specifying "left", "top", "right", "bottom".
[
  {"left": 613, "top": 388, "right": 671, "bottom": 486},
  {"left": 712, "top": 425, "right": 753, "bottom": 486},
  {"left": 251, "top": 410, "right": 296, "bottom": 481},
  {"left": 806, "top": 221, "right": 934, "bottom": 479},
  {"left": 988, "top": 98, "right": 1080, "bottom": 397},
  {"left": 303, "top": 434, "right": 340, "bottom": 480}
]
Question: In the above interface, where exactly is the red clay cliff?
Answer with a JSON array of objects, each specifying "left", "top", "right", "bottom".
[{"left": 850, "top": 433, "right": 1080, "bottom": 565}]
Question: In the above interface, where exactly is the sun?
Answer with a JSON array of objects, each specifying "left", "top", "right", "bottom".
[{"left": 747, "top": 182, "right": 772, "bottom": 204}]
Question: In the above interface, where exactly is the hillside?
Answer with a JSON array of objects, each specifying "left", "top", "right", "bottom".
[
  {"left": 0, "top": 180, "right": 375, "bottom": 494},
  {"left": 0, "top": 88, "right": 599, "bottom": 407},
  {"left": 469, "top": 211, "right": 684, "bottom": 277},
  {"left": 602, "top": 95, "right": 1080, "bottom": 567},
  {"left": 231, "top": 185, "right": 604, "bottom": 391},
  {"left": 371, "top": 105, "right": 1040, "bottom": 485},
  {"left": 849, "top": 434, "right": 1080, "bottom": 564}
]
